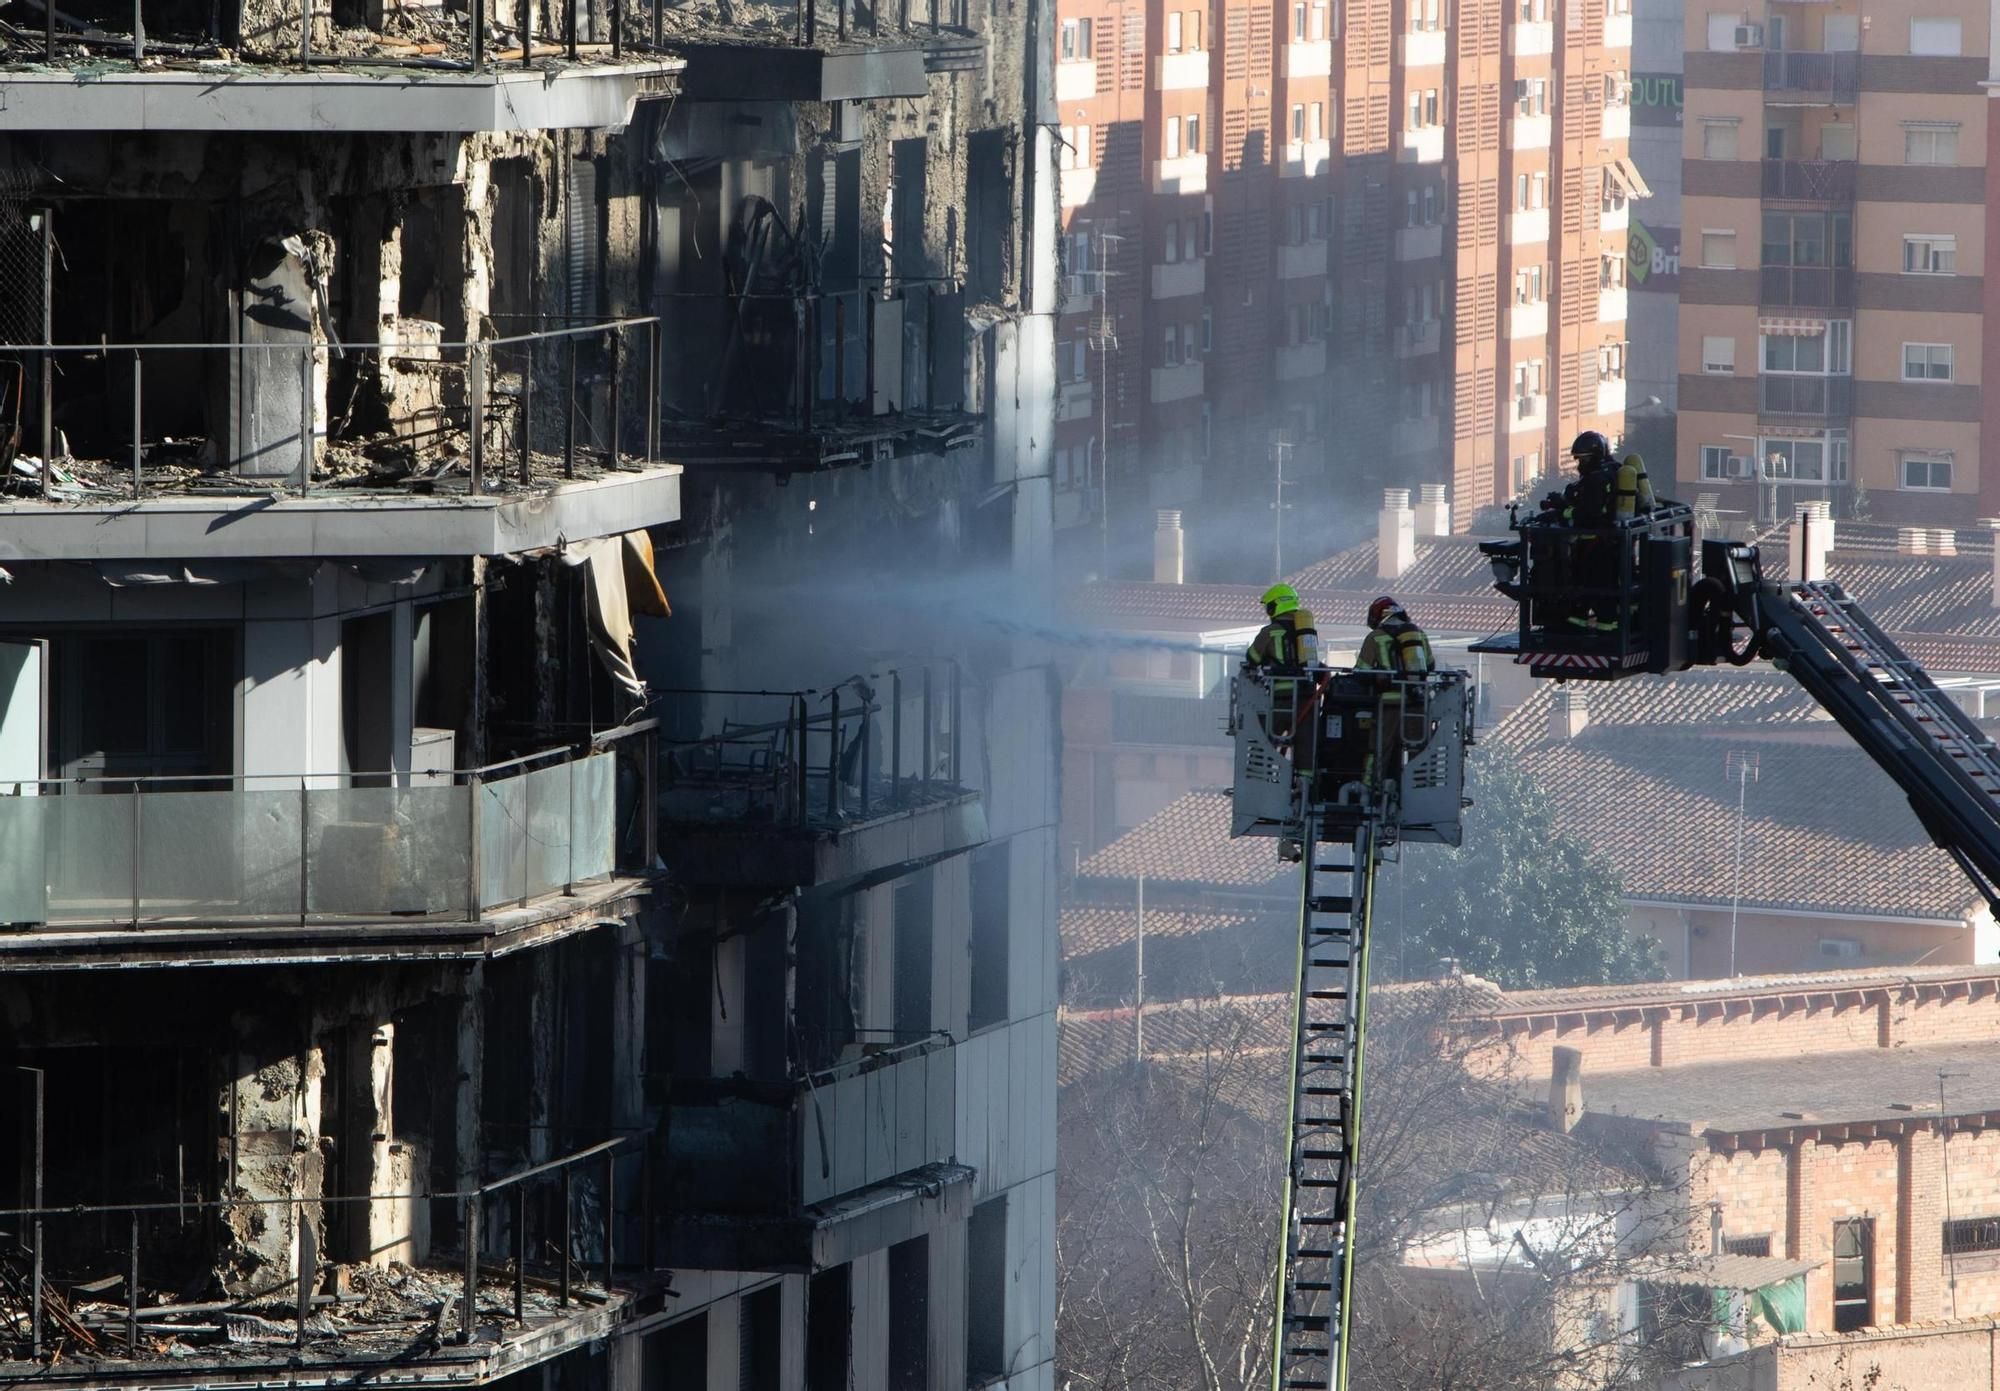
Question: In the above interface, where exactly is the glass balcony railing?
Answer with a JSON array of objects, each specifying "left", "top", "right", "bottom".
[
  {"left": 1759, "top": 264, "right": 1853, "bottom": 309},
  {"left": 0, "top": 730, "right": 653, "bottom": 929},
  {"left": 1760, "top": 374, "right": 1853, "bottom": 419}
]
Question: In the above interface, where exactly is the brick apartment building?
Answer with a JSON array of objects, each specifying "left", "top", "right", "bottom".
[
  {"left": 1467, "top": 965, "right": 2000, "bottom": 1345},
  {"left": 1053, "top": 0, "right": 1635, "bottom": 577},
  {"left": 1676, "top": 0, "right": 1993, "bottom": 525}
]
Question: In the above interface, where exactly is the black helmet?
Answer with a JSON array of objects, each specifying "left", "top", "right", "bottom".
[{"left": 1569, "top": 430, "right": 1612, "bottom": 471}]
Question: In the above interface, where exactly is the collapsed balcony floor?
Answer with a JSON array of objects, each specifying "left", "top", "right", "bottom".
[
  {"left": 0, "top": 875, "right": 655, "bottom": 972},
  {"left": 0, "top": 1266, "right": 670, "bottom": 1390}
]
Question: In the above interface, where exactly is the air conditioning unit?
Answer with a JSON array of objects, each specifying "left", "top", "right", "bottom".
[
  {"left": 1727, "top": 455, "right": 1753, "bottom": 479},
  {"left": 1734, "top": 22, "right": 1763, "bottom": 48},
  {"left": 1819, "top": 937, "right": 1863, "bottom": 960}
]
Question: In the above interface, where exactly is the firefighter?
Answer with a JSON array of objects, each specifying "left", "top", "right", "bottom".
[
  {"left": 1354, "top": 596, "right": 1433, "bottom": 794},
  {"left": 1355, "top": 595, "right": 1434, "bottom": 675},
  {"left": 1564, "top": 431, "right": 1619, "bottom": 632},
  {"left": 1244, "top": 583, "right": 1319, "bottom": 672}
]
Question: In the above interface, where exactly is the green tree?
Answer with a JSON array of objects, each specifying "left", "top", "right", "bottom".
[{"left": 1375, "top": 741, "right": 1658, "bottom": 988}]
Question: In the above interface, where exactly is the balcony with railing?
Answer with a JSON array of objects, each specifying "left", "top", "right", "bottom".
[
  {"left": 656, "top": 664, "right": 986, "bottom": 889},
  {"left": 663, "top": 1035, "right": 973, "bottom": 1270},
  {"left": 1759, "top": 373, "right": 1853, "bottom": 420},
  {"left": 1762, "top": 51, "right": 1859, "bottom": 106},
  {"left": 657, "top": 284, "right": 979, "bottom": 473},
  {"left": 0, "top": 726, "right": 658, "bottom": 962},
  {"left": 1760, "top": 264, "right": 1854, "bottom": 309},
  {"left": 0, "top": 1135, "right": 658, "bottom": 1376},
  {"left": 0, "top": 317, "right": 682, "bottom": 560},
  {"left": 1762, "top": 158, "right": 1856, "bottom": 204}
]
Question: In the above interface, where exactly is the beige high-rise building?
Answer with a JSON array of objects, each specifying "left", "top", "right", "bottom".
[{"left": 1676, "top": 1, "right": 1988, "bottom": 526}]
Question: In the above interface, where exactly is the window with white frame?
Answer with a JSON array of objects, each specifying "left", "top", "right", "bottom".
[
  {"left": 1700, "top": 230, "right": 1736, "bottom": 268},
  {"left": 1514, "top": 172, "right": 1547, "bottom": 210},
  {"left": 1601, "top": 170, "right": 1628, "bottom": 215},
  {"left": 1910, "top": 17, "right": 1962, "bottom": 55},
  {"left": 1164, "top": 220, "right": 1182, "bottom": 263},
  {"left": 1604, "top": 71, "right": 1631, "bottom": 106},
  {"left": 1762, "top": 321, "right": 1851, "bottom": 374},
  {"left": 1515, "top": 264, "right": 1546, "bottom": 303},
  {"left": 1904, "top": 124, "right": 1959, "bottom": 166},
  {"left": 1059, "top": 339, "right": 1087, "bottom": 381},
  {"left": 1162, "top": 324, "right": 1181, "bottom": 366},
  {"left": 1409, "top": 0, "right": 1438, "bottom": 30},
  {"left": 1293, "top": 1, "right": 1308, "bottom": 39},
  {"left": 1164, "top": 116, "right": 1181, "bottom": 158},
  {"left": 1299, "top": 103, "right": 1312, "bottom": 140},
  {"left": 1903, "top": 343, "right": 1954, "bottom": 381},
  {"left": 1904, "top": 235, "right": 1957, "bottom": 274},
  {"left": 1763, "top": 435, "right": 1848, "bottom": 483},
  {"left": 1901, "top": 452, "right": 1953, "bottom": 491},
  {"left": 1702, "top": 120, "right": 1738, "bottom": 161},
  {"left": 1701, "top": 335, "right": 1735, "bottom": 373},
  {"left": 1201, "top": 309, "right": 1213, "bottom": 352},
  {"left": 1606, "top": 0, "right": 1628, "bottom": 14},
  {"left": 1599, "top": 342, "right": 1627, "bottom": 381},
  {"left": 1519, "top": 0, "right": 1544, "bottom": 20},
  {"left": 1601, "top": 252, "right": 1626, "bottom": 289},
  {"left": 1700, "top": 445, "right": 1734, "bottom": 480},
  {"left": 1516, "top": 78, "right": 1548, "bottom": 117},
  {"left": 1185, "top": 318, "right": 1203, "bottom": 356},
  {"left": 1166, "top": 10, "right": 1184, "bottom": 51},
  {"left": 1186, "top": 114, "right": 1201, "bottom": 152},
  {"left": 1060, "top": 16, "right": 1092, "bottom": 59},
  {"left": 1059, "top": 126, "right": 1093, "bottom": 169}
]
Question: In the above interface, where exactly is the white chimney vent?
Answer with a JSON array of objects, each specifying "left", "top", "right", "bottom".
[
  {"left": 1413, "top": 484, "right": 1451, "bottom": 538},
  {"left": 1898, "top": 527, "right": 1930, "bottom": 557},
  {"left": 1984, "top": 519, "right": 2000, "bottom": 609},
  {"left": 1550, "top": 687, "right": 1589, "bottom": 741},
  {"left": 1153, "top": 509, "right": 1185, "bottom": 585},
  {"left": 1377, "top": 489, "right": 1416, "bottom": 579},
  {"left": 1932, "top": 527, "right": 1958, "bottom": 558},
  {"left": 1788, "top": 501, "right": 1834, "bottom": 582}
]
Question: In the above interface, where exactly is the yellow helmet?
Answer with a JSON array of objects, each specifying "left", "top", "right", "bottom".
[{"left": 1261, "top": 583, "right": 1299, "bottom": 616}]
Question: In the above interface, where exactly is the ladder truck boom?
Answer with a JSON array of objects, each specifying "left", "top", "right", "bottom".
[
  {"left": 1228, "top": 500, "right": 2000, "bottom": 1391},
  {"left": 1229, "top": 668, "right": 1475, "bottom": 1391},
  {"left": 1473, "top": 506, "right": 2000, "bottom": 914}
]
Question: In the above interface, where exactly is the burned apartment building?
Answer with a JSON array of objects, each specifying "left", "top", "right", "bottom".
[{"left": 0, "top": 0, "right": 1058, "bottom": 1382}]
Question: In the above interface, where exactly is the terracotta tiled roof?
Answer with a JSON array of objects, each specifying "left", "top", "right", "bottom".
[
  {"left": 1571, "top": 1040, "right": 2000, "bottom": 1135},
  {"left": 1061, "top": 892, "right": 1296, "bottom": 1005},
  {"left": 1508, "top": 723, "right": 1980, "bottom": 920},
  {"left": 1452, "top": 961, "right": 2000, "bottom": 1019},
  {"left": 1075, "top": 790, "right": 1293, "bottom": 891},
  {"left": 1493, "top": 670, "right": 1826, "bottom": 743},
  {"left": 1066, "top": 581, "right": 1268, "bottom": 633},
  {"left": 1286, "top": 535, "right": 1499, "bottom": 596},
  {"left": 1057, "top": 992, "right": 1291, "bottom": 1085}
]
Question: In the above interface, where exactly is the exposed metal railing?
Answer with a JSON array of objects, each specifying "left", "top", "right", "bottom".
[
  {"left": 0, "top": 1130, "right": 648, "bottom": 1360},
  {"left": 655, "top": 662, "right": 964, "bottom": 828},
  {"left": 0, "top": 316, "right": 664, "bottom": 502}
]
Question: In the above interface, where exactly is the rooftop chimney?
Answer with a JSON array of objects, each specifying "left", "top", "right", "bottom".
[
  {"left": 1932, "top": 527, "right": 1959, "bottom": 558},
  {"left": 1984, "top": 520, "right": 2000, "bottom": 609},
  {"left": 1377, "top": 489, "right": 1416, "bottom": 580},
  {"left": 1550, "top": 687, "right": 1589, "bottom": 741},
  {"left": 1898, "top": 526, "right": 1931, "bottom": 558},
  {"left": 1154, "top": 509, "right": 1185, "bottom": 585},
  {"left": 1548, "top": 1046, "right": 1583, "bottom": 1134},
  {"left": 1413, "top": 484, "right": 1451, "bottom": 538},
  {"left": 1787, "top": 500, "right": 1834, "bottom": 582}
]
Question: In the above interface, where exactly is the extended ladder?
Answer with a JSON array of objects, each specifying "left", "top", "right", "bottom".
[
  {"left": 1769, "top": 581, "right": 2000, "bottom": 909},
  {"left": 1270, "top": 809, "right": 1381, "bottom": 1391}
]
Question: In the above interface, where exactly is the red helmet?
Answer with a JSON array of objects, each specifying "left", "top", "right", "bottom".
[{"left": 1367, "top": 595, "right": 1401, "bottom": 627}]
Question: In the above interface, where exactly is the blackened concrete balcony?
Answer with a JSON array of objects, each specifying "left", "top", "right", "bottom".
[
  {"left": 657, "top": 666, "right": 987, "bottom": 889},
  {"left": 657, "top": 285, "right": 981, "bottom": 475},
  {"left": 663, "top": 1038, "right": 973, "bottom": 1271},
  {"left": 0, "top": 729, "right": 660, "bottom": 969}
]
